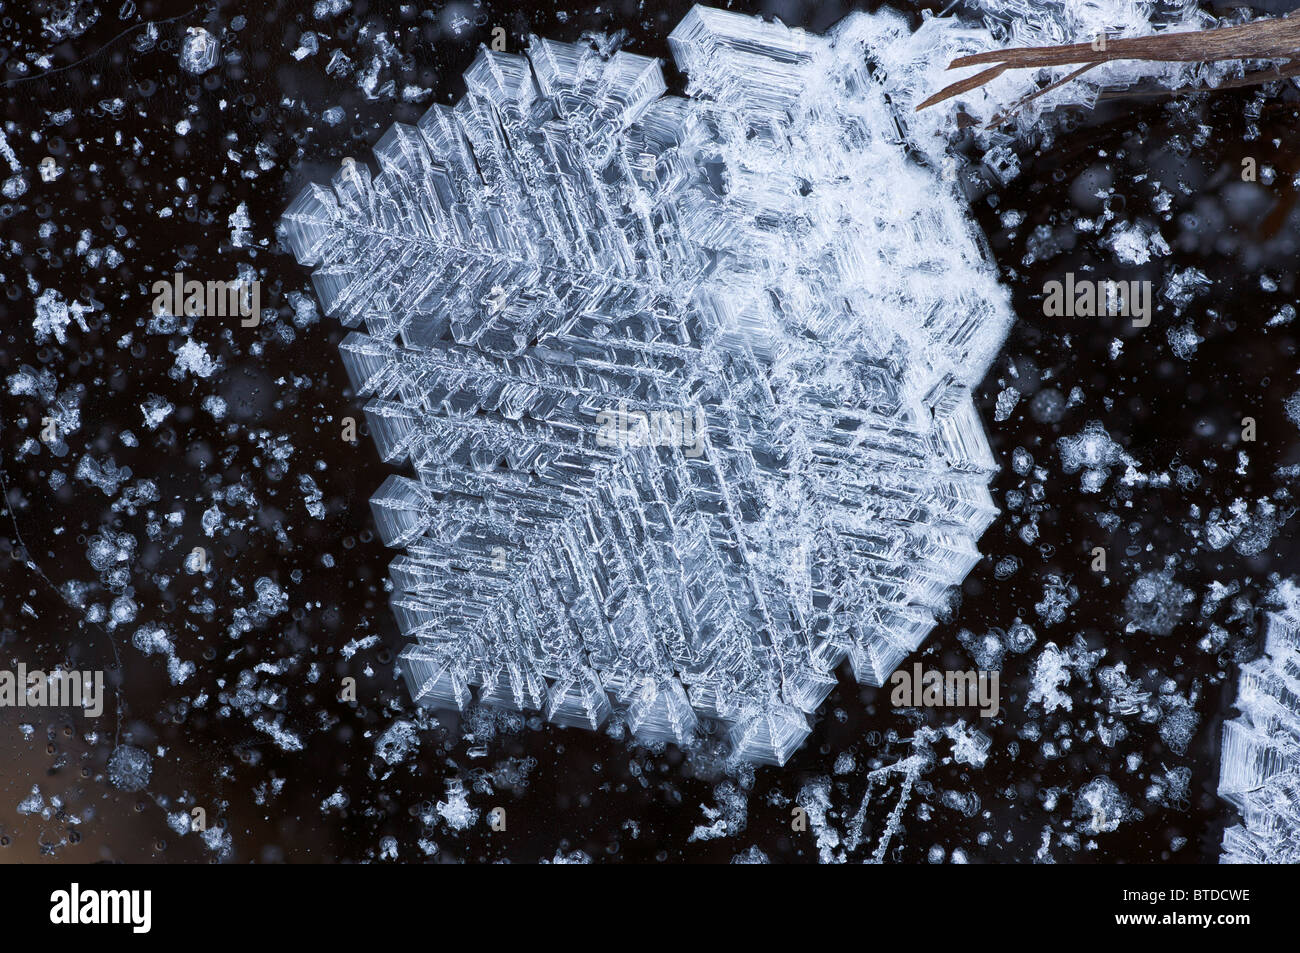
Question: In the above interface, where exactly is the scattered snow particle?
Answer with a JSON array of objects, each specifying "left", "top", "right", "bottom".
[
  {"left": 108, "top": 745, "right": 153, "bottom": 792},
  {"left": 33, "top": 289, "right": 91, "bottom": 345},
  {"left": 1028, "top": 643, "right": 1073, "bottom": 713},
  {"left": 994, "top": 386, "right": 1020, "bottom": 422},
  {"left": 1124, "top": 569, "right": 1193, "bottom": 636},
  {"left": 375, "top": 720, "right": 419, "bottom": 765},
  {"left": 141, "top": 395, "right": 174, "bottom": 430},
  {"left": 1286, "top": 390, "right": 1300, "bottom": 430},
  {"left": 17, "top": 786, "right": 45, "bottom": 816},
  {"left": 180, "top": 27, "right": 220, "bottom": 74},
  {"left": 1074, "top": 777, "right": 1128, "bottom": 834},
  {"left": 171, "top": 338, "right": 218, "bottom": 379},
  {"left": 1104, "top": 220, "right": 1169, "bottom": 265},
  {"left": 1167, "top": 323, "right": 1203, "bottom": 359},
  {"left": 436, "top": 779, "right": 479, "bottom": 831}
]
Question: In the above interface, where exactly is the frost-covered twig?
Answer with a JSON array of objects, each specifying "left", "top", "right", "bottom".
[{"left": 918, "top": 13, "right": 1300, "bottom": 118}]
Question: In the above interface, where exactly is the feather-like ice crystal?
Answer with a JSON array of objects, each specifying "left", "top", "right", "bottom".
[
  {"left": 1219, "top": 601, "right": 1300, "bottom": 863},
  {"left": 282, "top": 6, "right": 1016, "bottom": 763}
]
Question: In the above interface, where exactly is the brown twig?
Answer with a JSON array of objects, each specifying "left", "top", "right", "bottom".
[
  {"left": 916, "top": 13, "right": 1300, "bottom": 117},
  {"left": 986, "top": 62, "right": 1101, "bottom": 127}
]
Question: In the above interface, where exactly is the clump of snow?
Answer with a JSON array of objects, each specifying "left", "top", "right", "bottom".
[
  {"left": 33, "top": 289, "right": 92, "bottom": 345},
  {"left": 1028, "top": 643, "right": 1073, "bottom": 713}
]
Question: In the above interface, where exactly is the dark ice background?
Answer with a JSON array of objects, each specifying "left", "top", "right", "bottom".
[{"left": 0, "top": 0, "right": 1297, "bottom": 862}]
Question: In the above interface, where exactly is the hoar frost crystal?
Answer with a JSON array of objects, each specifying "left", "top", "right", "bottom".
[
  {"left": 1219, "top": 600, "right": 1300, "bottom": 863},
  {"left": 282, "top": 5, "right": 1017, "bottom": 764}
]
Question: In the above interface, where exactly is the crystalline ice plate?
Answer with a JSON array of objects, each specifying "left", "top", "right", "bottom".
[{"left": 282, "top": 5, "right": 1013, "bottom": 764}]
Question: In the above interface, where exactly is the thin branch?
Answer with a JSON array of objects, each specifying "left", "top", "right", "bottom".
[
  {"left": 916, "top": 63, "right": 1009, "bottom": 110},
  {"left": 917, "top": 13, "right": 1300, "bottom": 113},
  {"left": 985, "top": 62, "right": 1100, "bottom": 127}
]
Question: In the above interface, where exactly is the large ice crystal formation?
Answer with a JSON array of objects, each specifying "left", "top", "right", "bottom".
[
  {"left": 1219, "top": 601, "right": 1300, "bottom": 863},
  {"left": 282, "top": 5, "right": 1015, "bottom": 763}
]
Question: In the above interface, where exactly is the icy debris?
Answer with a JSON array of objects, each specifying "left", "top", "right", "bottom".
[
  {"left": 1098, "top": 663, "right": 1149, "bottom": 717},
  {"left": 375, "top": 719, "right": 419, "bottom": 765},
  {"left": 1028, "top": 643, "right": 1073, "bottom": 713},
  {"left": 170, "top": 338, "right": 218, "bottom": 379},
  {"left": 293, "top": 32, "right": 320, "bottom": 60},
  {"left": 959, "top": 627, "right": 1006, "bottom": 670},
  {"left": 435, "top": 779, "right": 478, "bottom": 831},
  {"left": 944, "top": 721, "right": 991, "bottom": 767},
  {"left": 1103, "top": 220, "right": 1169, "bottom": 266},
  {"left": 1166, "top": 323, "right": 1203, "bottom": 360},
  {"left": 836, "top": 729, "right": 941, "bottom": 863},
  {"left": 205, "top": 395, "right": 231, "bottom": 421},
  {"left": 131, "top": 625, "right": 195, "bottom": 685},
  {"left": 1157, "top": 688, "right": 1200, "bottom": 755},
  {"left": 1035, "top": 574, "right": 1078, "bottom": 627},
  {"left": 340, "top": 634, "right": 378, "bottom": 659},
  {"left": 1162, "top": 267, "right": 1212, "bottom": 307},
  {"left": 140, "top": 395, "right": 174, "bottom": 430},
  {"left": 287, "top": 291, "right": 319, "bottom": 328},
  {"left": 253, "top": 716, "right": 303, "bottom": 752},
  {"left": 1267, "top": 304, "right": 1295, "bottom": 328},
  {"left": 228, "top": 202, "right": 253, "bottom": 247},
  {"left": 282, "top": 4, "right": 1013, "bottom": 764},
  {"left": 314, "top": 0, "right": 350, "bottom": 20},
  {"left": 76, "top": 455, "right": 132, "bottom": 496},
  {"left": 201, "top": 827, "right": 234, "bottom": 860},
  {"left": 228, "top": 577, "right": 288, "bottom": 637},
  {"left": 796, "top": 778, "right": 841, "bottom": 864},
  {"left": 1219, "top": 589, "right": 1300, "bottom": 863},
  {"left": 42, "top": 3, "right": 98, "bottom": 42},
  {"left": 1124, "top": 569, "right": 1193, "bottom": 637},
  {"left": 17, "top": 786, "right": 45, "bottom": 816},
  {"left": 298, "top": 474, "right": 325, "bottom": 518},
  {"left": 107, "top": 745, "right": 153, "bottom": 792},
  {"left": 688, "top": 781, "right": 748, "bottom": 842},
  {"left": 1057, "top": 421, "right": 1129, "bottom": 493},
  {"left": 1286, "top": 390, "right": 1300, "bottom": 430},
  {"left": 994, "top": 386, "right": 1021, "bottom": 421},
  {"left": 1074, "top": 776, "right": 1128, "bottom": 835},
  {"left": 33, "top": 288, "right": 92, "bottom": 345},
  {"left": 180, "top": 27, "right": 221, "bottom": 75},
  {"left": 544, "top": 848, "right": 592, "bottom": 864}
]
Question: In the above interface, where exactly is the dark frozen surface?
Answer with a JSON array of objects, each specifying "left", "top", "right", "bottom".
[{"left": 0, "top": 0, "right": 1297, "bottom": 862}]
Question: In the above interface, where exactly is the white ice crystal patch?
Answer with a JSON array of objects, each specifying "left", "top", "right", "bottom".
[
  {"left": 1219, "top": 588, "right": 1300, "bottom": 863},
  {"left": 33, "top": 288, "right": 91, "bottom": 345},
  {"left": 1285, "top": 390, "right": 1300, "bottom": 430},
  {"left": 171, "top": 338, "right": 218, "bottom": 379},
  {"left": 435, "top": 779, "right": 478, "bottom": 831},
  {"left": 1028, "top": 643, "right": 1073, "bottom": 713},
  {"left": 180, "top": 27, "right": 221, "bottom": 75},
  {"left": 253, "top": 716, "right": 303, "bottom": 752},
  {"left": 1103, "top": 220, "right": 1170, "bottom": 266}
]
